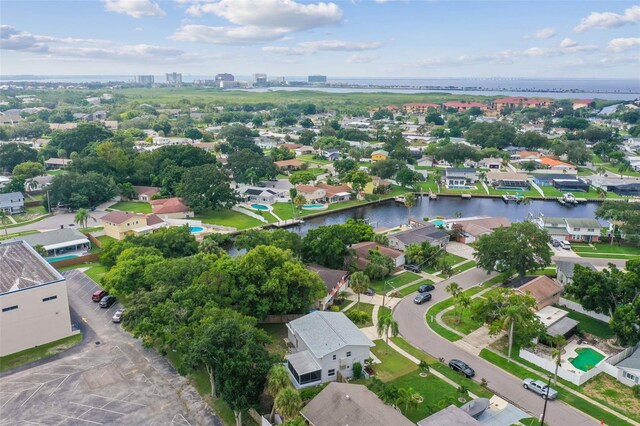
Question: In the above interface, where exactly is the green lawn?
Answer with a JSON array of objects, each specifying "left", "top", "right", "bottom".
[
  {"left": 439, "top": 260, "right": 476, "bottom": 278},
  {"left": 197, "top": 209, "right": 264, "bottom": 230},
  {"left": 563, "top": 308, "right": 615, "bottom": 339},
  {"left": 369, "top": 271, "right": 422, "bottom": 294},
  {"left": 0, "top": 334, "right": 82, "bottom": 372},
  {"left": 441, "top": 299, "right": 484, "bottom": 335},
  {"left": 572, "top": 243, "right": 640, "bottom": 256},
  {"left": 96, "top": 235, "right": 116, "bottom": 247},
  {"left": 257, "top": 323, "right": 289, "bottom": 358},
  {"left": 378, "top": 306, "right": 392, "bottom": 322},
  {"left": 370, "top": 340, "right": 418, "bottom": 381},
  {"left": 583, "top": 373, "right": 640, "bottom": 423},
  {"left": 46, "top": 169, "right": 66, "bottom": 176},
  {"left": 348, "top": 302, "right": 375, "bottom": 328},
  {"left": 12, "top": 205, "right": 48, "bottom": 223},
  {"left": 530, "top": 267, "right": 557, "bottom": 276},
  {"left": 423, "top": 252, "right": 467, "bottom": 273},
  {"left": 297, "top": 154, "right": 331, "bottom": 164},
  {"left": 397, "top": 279, "right": 435, "bottom": 297},
  {"left": 85, "top": 264, "right": 108, "bottom": 284},
  {"left": 110, "top": 201, "right": 152, "bottom": 213}
]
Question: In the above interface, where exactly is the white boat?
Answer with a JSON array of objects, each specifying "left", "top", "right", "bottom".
[
  {"left": 395, "top": 195, "right": 406, "bottom": 203},
  {"left": 561, "top": 193, "right": 577, "bottom": 204},
  {"left": 502, "top": 194, "right": 519, "bottom": 202}
]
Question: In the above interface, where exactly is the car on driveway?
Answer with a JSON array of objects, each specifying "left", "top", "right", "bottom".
[
  {"left": 551, "top": 240, "right": 561, "bottom": 248},
  {"left": 418, "top": 283, "right": 435, "bottom": 293},
  {"left": 449, "top": 359, "right": 475, "bottom": 378},
  {"left": 92, "top": 290, "right": 108, "bottom": 302},
  {"left": 413, "top": 293, "right": 432, "bottom": 304},
  {"left": 522, "top": 378, "right": 558, "bottom": 399},
  {"left": 99, "top": 295, "right": 117, "bottom": 308},
  {"left": 404, "top": 264, "right": 421, "bottom": 273},
  {"left": 365, "top": 288, "right": 375, "bottom": 296},
  {"left": 112, "top": 309, "right": 125, "bottom": 323}
]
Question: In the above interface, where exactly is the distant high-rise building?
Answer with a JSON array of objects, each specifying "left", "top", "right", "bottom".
[
  {"left": 253, "top": 73, "right": 267, "bottom": 85},
  {"left": 308, "top": 75, "right": 327, "bottom": 83},
  {"left": 194, "top": 80, "right": 217, "bottom": 86},
  {"left": 270, "top": 76, "right": 286, "bottom": 84},
  {"left": 134, "top": 75, "right": 154, "bottom": 85},
  {"left": 165, "top": 72, "right": 182, "bottom": 84},
  {"left": 215, "top": 73, "right": 235, "bottom": 82}
]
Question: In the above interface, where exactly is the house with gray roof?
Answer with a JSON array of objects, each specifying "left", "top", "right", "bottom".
[
  {"left": 388, "top": 222, "right": 449, "bottom": 251},
  {"left": 444, "top": 167, "right": 477, "bottom": 187},
  {"left": 555, "top": 260, "right": 597, "bottom": 286},
  {"left": 533, "top": 216, "right": 602, "bottom": 243},
  {"left": 615, "top": 345, "right": 640, "bottom": 386},
  {"left": 8, "top": 228, "right": 91, "bottom": 259},
  {"left": 0, "top": 191, "right": 24, "bottom": 215},
  {"left": 285, "top": 311, "right": 374, "bottom": 388}
]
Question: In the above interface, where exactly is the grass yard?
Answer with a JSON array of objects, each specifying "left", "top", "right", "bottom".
[
  {"left": 369, "top": 271, "right": 422, "bottom": 294},
  {"left": 257, "top": 323, "right": 289, "bottom": 358},
  {"left": 348, "top": 302, "right": 375, "bottom": 328},
  {"left": 441, "top": 300, "right": 484, "bottom": 335},
  {"left": 96, "top": 235, "right": 116, "bottom": 246},
  {"left": 297, "top": 154, "right": 331, "bottom": 164},
  {"left": 397, "top": 279, "right": 435, "bottom": 297},
  {"left": 530, "top": 267, "right": 557, "bottom": 276},
  {"left": 110, "top": 201, "right": 152, "bottom": 214},
  {"left": 422, "top": 252, "right": 467, "bottom": 274},
  {"left": 46, "top": 169, "right": 66, "bottom": 176},
  {"left": 197, "top": 209, "right": 264, "bottom": 230},
  {"left": 370, "top": 340, "right": 417, "bottom": 381},
  {"left": 12, "top": 205, "right": 48, "bottom": 223},
  {"left": 563, "top": 309, "right": 615, "bottom": 339},
  {"left": 439, "top": 260, "right": 477, "bottom": 278},
  {"left": 0, "top": 333, "right": 82, "bottom": 372},
  {"left": 378, "top": 306, "right": 392, "bottom": 322},
  {"left": 572, "top": 243, "right": 640, "bottom": 257},
  {"left": 85, "top": 264, "right": 108, "bottom": 284},
  {"left": 583, "top": 374, "right": 640, "bottom": 423}
]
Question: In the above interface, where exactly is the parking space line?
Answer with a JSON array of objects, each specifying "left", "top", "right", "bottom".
[
  {"left": 70, "top": 401, "right": 127, "bottom": 416},
  {"left": 89, "top": 394, "right": 147, "bottom": 408},
  {"left": 51, "top": 412, "right": 102, "bottom": 425}
]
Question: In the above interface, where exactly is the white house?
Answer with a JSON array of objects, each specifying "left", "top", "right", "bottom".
[
  {"left": 285, "top": 311, "right": 374, "bottom": 388},
  {"left": 534, "top": 216, "right": 603, "bottom": 243},
  {"left": 615, "top": 345, "right": 640, "bottom": 386},
  {"left": 444, "top": 168, "right": 477, "bottom": 186},
  {"left": 478, "top": 157, "right": 502, "bottom": 170}
]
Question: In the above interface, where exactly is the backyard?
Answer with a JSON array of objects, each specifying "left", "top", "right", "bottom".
[
  {"left": 197, "top": 208, "right": 264, "bottom": 230},
  {"left": 109, "top": 201, "right": 152, "bottom": 214}
]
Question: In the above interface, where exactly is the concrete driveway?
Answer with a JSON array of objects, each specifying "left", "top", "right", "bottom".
[
  {"left": 393, "top": 267, "right": 599, "bottom": 426},
  {"left": 0, "top": 269, "right": 221, "bottom": 426}
]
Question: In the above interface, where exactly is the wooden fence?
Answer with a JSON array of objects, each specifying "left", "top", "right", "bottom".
[{"left": 50, "top": 253, "right": 100, "bottom": 269}]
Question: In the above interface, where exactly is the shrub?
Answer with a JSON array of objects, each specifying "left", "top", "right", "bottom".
[
  {"left": 329, "top": 305, "right": 340, "bottom": 312},
  {"left": 364, "top": 193, "right": 381, "bottom": 202},
  {"left": 346, "top": 309, "right": 369, "bottom": 325},
  {"left": 353, "top": 362, "right": 363, "bottom": 379},
  {"left": 632, "top": 384, "right": 640, "bottom": 398}
]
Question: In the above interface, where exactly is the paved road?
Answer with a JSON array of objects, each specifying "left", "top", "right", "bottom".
[
  {"left": 393, "top": 267, "right": 599, "bottom": 426},
  {"left": 0, "top": 269, "right": 220, "bottom": 426},
  {"left": 7, "top": 209, "right": 109, "bottom": 234}
]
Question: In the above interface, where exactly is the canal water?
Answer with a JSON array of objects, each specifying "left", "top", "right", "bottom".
[{"left": 291, "top": 196, "right": 601, "bottom": 234}]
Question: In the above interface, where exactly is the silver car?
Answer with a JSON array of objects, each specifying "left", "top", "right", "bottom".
[
  {"left": 522, "top": 378, "right": 558, "bottom": 400},
  {"left": 112, "top": 309, "right": 125, "bottom": 323}
]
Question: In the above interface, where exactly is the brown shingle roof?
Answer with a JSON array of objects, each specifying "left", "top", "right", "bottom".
[
  {"left": 274, "top": 159, "right": 304, "bottom": 167},
  {"left": 351, "top": 241, "right": 403, "bottom": 259},
  {"left": 516, "top": 276, "right": 562, "bottom": 304},
  {"left": 150, "top": 197, "right": 190, "bottom": 214},
  {"left": 101, "top": 211, "right": 144, "bottom": 224}
]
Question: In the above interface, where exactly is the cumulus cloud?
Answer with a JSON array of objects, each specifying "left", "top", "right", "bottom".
[
  {"left": 263, "top": 39, "right": 382, "bottom": 55},
  {"left": 346, "top": 54, "right": 378, "bottom": 64},
  {"left": 525, "top": 27, "right": 557, "bottom": 39},
  {"left": 607, "top": 37, "right": 640, "bottom": 52},
  {"left": 574, "top": 5, "right": 640, "bottom": 32},
  {"left": 174, "top": 0, "right": 342, "bottom": 45},
  {"left": 0, "top": 25, "right": 104, "bottom": 52},
  {"left": 103, "top": 0, "right": 165, "bottom": 18}
]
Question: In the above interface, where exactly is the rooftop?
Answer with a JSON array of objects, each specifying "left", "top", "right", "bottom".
[
  {"left": 306, "top": 264, "right": 347, "bottom": 293},
  {"left": 417, "top": 405, "right": 481, "bottom": 426},
  {"left": 0, "top": 240, "right": 64, "bottom": 295},
  {"left": 351, "top": 241, "right": 405, "bottom": 259},
  {"left": 11, "top": 228, "right": 89, "bottom": 251},
  {"left": 617, "top": 346, "right": 640, "bottom": 370},
  {"left": 555, "top": 260, "right": 597, "bottom": 279},
  {"left": 101, "top": 210, "right": 145, "bottom": 224}
]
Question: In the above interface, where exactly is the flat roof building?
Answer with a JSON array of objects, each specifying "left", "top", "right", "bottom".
[{"left": 308, "top": 75, "right": 327, "bottom": 83}]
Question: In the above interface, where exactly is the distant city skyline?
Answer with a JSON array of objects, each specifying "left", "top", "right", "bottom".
[{"left": 1, "top": 1, "right": 639, "bottom": 78}]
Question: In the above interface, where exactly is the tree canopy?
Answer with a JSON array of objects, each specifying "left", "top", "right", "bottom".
[{"left": 178, "top": 163, "right": 237, "bottom": 213}]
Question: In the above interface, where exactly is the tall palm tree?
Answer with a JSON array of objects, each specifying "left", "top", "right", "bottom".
[
  {"left": 396, "top": 387, "right": 419, "bottom": 413},
  {"left": 445, "top": 282, "right": 462, "bottom": 298},
  {"left": 349, "top": 271, "right": 370, "bottom": 310},
  {"left": 0, "top": 211, "right": 8, "bottom": 237},
  {"left": 377, "top": 314, "right": 399, "bottom": 350},
  {"left": 500, "top": 305, "right": 524, "bottom": 361},
  {"left": 618, "top": 160, "right": 631, "bottom": 179},
  {"left": 275, "top": 387, "right": 302, "bottom": 423},
  {"left": 74, "top": 208, "right": 95, "bottom": 230},
  {"left": 404, "top": 192, "right": 416, "bottom": 223},
  {"left": 456, "top": 293, "right": 472, "bottom": 324},
  {"left": 266, "top": 364, "right": 290, "bottom": 422},
  {"left": 551, "top": 336, "right": 567, "bottom": 385}
]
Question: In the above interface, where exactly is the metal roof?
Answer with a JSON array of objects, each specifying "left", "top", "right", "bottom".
[
  {"left": 13, "top": 228, "right": 88, "bottom": 250},
  {"left": 617, "top": 346, "right": 640, "bottom": 370},
  {"left": 0, "top": 241, "right": 64, "bottom": 295},
  {"left": 546, "top": 316, "right": 579, "bottom": 337},
  {"left": 286, "top": 350, "right": 322, "bottom": 375}
]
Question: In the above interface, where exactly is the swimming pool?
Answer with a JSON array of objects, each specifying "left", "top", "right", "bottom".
[
  {"left": 302, "top": 204, "right": 326, "bottom": 210},
  {"left": 495, "top": 187, "right": 526, "bottom": 191},
  {"left": 47, "top": 255, "right": 78, "bottom": 263},
  {"left": 251, "top": 203, "right": 270, "bottom": 211},
  {"left": 570, "top": 348, "right": 605, "bottom": 372},
  {"left": 430, "top": 219, "right": 446, "bottom": 227},
  {"left": 448, "top": 185, "right": 475, "bottom": 190},
  {"left": 189, "top": 226, "right": 205, "bottom": 233}
]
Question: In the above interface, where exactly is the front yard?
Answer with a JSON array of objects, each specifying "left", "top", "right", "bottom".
[
  {"left": 583, "top": 374, "right": 640, "bottom": 423},
  {"left": 441, "top": 299, "right": 485, "bottom": 335},
  {"left": 572, "top": 243, "right": 640, "bottom": 259},
  {"left": 110, "top": 201, "right": 152, "bottom": 214},
  {"left": 369, "top": 271, "right": 422, "bottom": 294},
  {"left": 370, "top": 340, "right": 417, "bottom": 381}
]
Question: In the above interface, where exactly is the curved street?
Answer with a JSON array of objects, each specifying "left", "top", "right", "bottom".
[{"left": 393, "top": 267, "right": 599, "bottom": 426}]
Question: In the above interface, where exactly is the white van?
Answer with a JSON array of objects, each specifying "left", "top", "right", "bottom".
[{"left": 560, "top": 241, "right": 571, "bottom": 250}]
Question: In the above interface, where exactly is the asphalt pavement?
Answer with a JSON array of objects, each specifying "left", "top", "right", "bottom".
[{"left": 393, "top": 267, "right": 599, "bottom": 426}]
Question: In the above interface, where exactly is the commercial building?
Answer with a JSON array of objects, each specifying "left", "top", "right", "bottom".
[
  {"left": 253, "top": 73, "right": 267, "bottom": 85},
  {"left": 308, "top": 75, "right": 327, "bottom": 83},
  {"left": 215, "top": 73, "right": 234, "bottom": 82},
  {"left": 133, "top": 75, "right": 154, "bottom": 85},
  {"left": 165, "top": 72, "right": 182, "bottom": 85},
  {"left": 0, "top": 240, "right": 76, "bottom": 357}
]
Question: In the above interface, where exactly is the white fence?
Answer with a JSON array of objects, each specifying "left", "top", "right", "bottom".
[
  {"left": 558, "top": 298, "right": 611, "bottom": 322},
  {"left": 606, "top": 343, "right": 639, "bottom": 366},
  {"left": 232, "top": 205, "right": 268, "bottom": 223},
  {"left": 519, "top": 349, "right": 603, "bottom": 386}
]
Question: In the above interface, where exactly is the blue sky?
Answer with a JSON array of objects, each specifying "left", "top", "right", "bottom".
[{"left": 1, "top": 0, "right": 639, "bottom": 78}]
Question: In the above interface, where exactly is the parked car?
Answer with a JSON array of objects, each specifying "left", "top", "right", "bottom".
[
  {"left": 449, "top": 359, "right": 475, "bottom": 378},
  {"left": 99, "top": 295, "right": 116, "bottom": 308},
  {"left": 365, "top": 288, "right": 375, "bottom": 296},
  {"left": 404, "top": 264, "right": 421, "bottom": 273},
  {"left": 92, "top": 290, "right": 108, "bottom": 302},
  {"left": 413, "top": 293, "right": 432, "bottom": 304},
  {"left": 112, "top": 309, "right": 125, "bottom": 323},
  {"left": 560, "top": 241, "right": 571, "bottom": 250},
  {"left": 418, "top": 283, "right": 435, "bottom": 293},
  {"left": 551, "top": 240, "right": 561, "bottom": 248},
  {"left": 522, "top": 378, "right": 558, "bottom": 400}
]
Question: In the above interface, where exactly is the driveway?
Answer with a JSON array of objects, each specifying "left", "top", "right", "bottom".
[
  {"left": 393, "top": 267, "right": 598, "bottom": 425},
  {"left": 0, "top": 269, "right": 221, "bottom": 426}
]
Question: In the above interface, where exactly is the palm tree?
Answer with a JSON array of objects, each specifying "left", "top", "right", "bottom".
[
  {"left": 404, "top": 192, "right": 416, "bottom": 223},
  {"left": 74, "top": 208, "right": 95, "bottom": 230},
  {"left": 266, "top": 364, "right": 290, "bottom": 422},
  {"left": 551, "top": 336, "right": 567, "bottom": 385},
  {"left": 274, "top": 387, "right": 302, "bottom": 423},
  {"left": 500, "top": 305, "right": 524, "bottom": 361},
  {"left": 418, "top": 360, "right": 430, "bottom": 376},
  {"left": 293, "top": 194, "right": 307, "bottom": 210},
  {"left": 0, "top": 211, "right": 8, "bottom": 237},
  {"left": 25, "top": 178, "right": 38, "bottom": 192},
  {"left": 445, "top": 282, "right": 462, "bottom": 298},
  {"left": 596, "top": 166, "right": 606, "bottom": 176},
  {"left": 618, "top": 160, "right": 630, "bottom": 179},
  {"left": 396, "top": 387, "right": 419, "bottom": 413},
  {"left": 377, "top": 314, "right": 399, "bottom": 350},
  {"left": 455, "top": 293, "right": 472, "bottom": 324},
  {"left": 349, "top": 271, "right": 370, "bottom": 310}
]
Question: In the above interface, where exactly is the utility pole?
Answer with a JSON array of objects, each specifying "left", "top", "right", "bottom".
[
  {"left": 46, "top": 190, "right": 51, "bottom": 213},
  {"left": 539, "top": 375, "right": 552, "bottom": 426}
]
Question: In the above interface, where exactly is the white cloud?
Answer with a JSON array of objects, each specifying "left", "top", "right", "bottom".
[
  {"left": 0, "top": 25, "right": 104, "bottom": 52},
  {"left": 263, "top": 39, "right": 382, "bottom": 55},
  {"left": 559, "top": 38, "right": 578, "bottom": 48},
  {"left": 526, "top": 27, "right": 557, "bottom": 39},
  {"left": 175, "top": 0, "right": 342, "bottom": 44},
  {"left": 346, "top": 54, "right": 378, "bottom": 64},
  {"left": 103, "top": 0, "right": 165, "bottom": 18},
  {"left": 574, "top": 5, "right": 640, "bottom": 32},
  {"left": 607, "top": 37, "right": 640, "bottom": 52}
]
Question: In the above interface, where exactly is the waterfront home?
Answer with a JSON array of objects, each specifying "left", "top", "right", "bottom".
[
  {"left": 370, "top": 149, "right": 389, "bottom": 162},
  {"left": 237, "top": 185, "right": 285, "bottom": 204},
  {"left": 363, "top": 176, "right": 392, "bottom": 194},
  {"left": 555, "top": 260, "right": 597, "bottom": 286},
  {"left": 534, "top": 216, "right": 602, "bottom": 242},
  {"left": 274, "top": 159, "right": 304, "bottom": 171},
  {"left": 0, "top": 191, "right": 24, "bottom": 215},
  {"left": 101, "top": 211, "right": 166, "bottom": 240},
  {"left": 44, "top": 158, "right": 72, "bottom": 170},
  {"left": 587, "top": 175, "right": 640, "bottom": 196},
  {"left": 306, "top": 264, "right": 349, "bottom": 310},
  {"left": 296, "top": 184, "right": 326, "bottom": 204},
  {"left": 316, "top": 183, "right": 352, "bottom": 203},
  {"left": 10, "top": 228, "right": 90, "bottom": 259},
  {"left": 150, "top": 197, "right": 193, "bottom": 219},
  {"left": 132, "top": 185, "right": 160, "bottom": 201},
  {"left": 447, "top": 216, "right": 511, "bottom": 244},
  {"left": 301, "top": 383, "right": 414, "bottom": 426},
  {"left": 513, "top": 275, "right": 563, "bottom": 310},
  {"left": 285, "top": 312, "right": 374, "bottom": 388},
  {"left": 388, "top": 223, "right": 449, "bottom": 250},
  {"left": 485, "top": 171, "right": 529, "bottom": 189},
  {"left": 478, "top": 157, "right": 502, "bottom": 170},
  {"left": 350, "top": 241, "right": 405, "bottom": 269},
  {"left": 444, "top": 168, "right": 477, "bottom": 187}
]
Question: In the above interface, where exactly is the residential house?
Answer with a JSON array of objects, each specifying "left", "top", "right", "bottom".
[
  {"left": 587, "top": 176, "right": 640, "bottom": 196},
  {"left": 533, "top": 216, "right": 602, "bottom": 242},
  {"left": 478, "top": 157, "right": 502, "bottom": 170},
  {"left": 132, "top": 186, "right": 160, "bottom": 201},
  {"left": 294, "top": 145, "right": 315, "bottom": 156},
  {"left": 281, "top": 143, "right": 302, "bottom": 150},
  {"left": 0, "top": 191, "right": 24, "bottom": 215},
  {"left": 0, "top": 240, "right": 76, "bottom": 357},
  {"left": 24, "top": 175, "right": 53, "bottom": 192},
  {"left": 535, "top": 306, "right": 579, "bottom": 340},
  {"left": 316, "top": 183, "right": 352, "bottom": 202},
  {"left": 418, "top": 405, "right": 481, "bottom": 426},
  {"left": 443, "top": 101, "right": 488, "bottom": 112},
  {"left": 550, "top": 178, "right": 589, "bottom": 192},
  {"left": 447, "top": 216, "right": 511, "bottom": 244},
  {"left": 363, "top": 176, "right": 392, "bottom": 194},
  {"left": 370, "top": 149, "right": 389, "bottom": 162},
  {"left": 615, "top": 345, "right": 640, "bottom": 386},
  {"left": 555, "top": 260, "right": 597, "bottom": 286},
  {"left": 238, "top": 185, "right": 285, "bottom": 204},
  {"left": 350, "top": 241, "right": 405, "bottom": 269},
  {"left": 44, "top": 158, "right": 72, "bottom": 170},
  {"left": 285, "top": 312, "right": 374, "bottom": 388},
  {"left": 402, "top": 102, "right": 440, "bottom": 114},
  {"left": 101, "top": 211, "right": 166, "bottom": 240},
  {"left": 538, "top": 157, "right": 576, "bottom": 171},
  {"left": 418, "top": 156, "right": 436, "bottom": 167},
  {"left": 49, "top": 123, "right": 78, "bottom": 131},
  {"left": 150, "top": 197, "right": 193, "bottom": 219},
  {"left": 444, "top": 168, "right": 477, "bottom": 187},
  {"left": 11, "top": 228, "right": 90, "bottom": 259},
  {"left": 573, "top": 99, "right": 593, "bottom": 110},
  {"left": 485, "top": 171, "right": 529, "bottom": 189},
  {"left": 321, "top": 149, "right": 340, "bottom": 161},
  {"left": 513, "top": 150, "right": 541, "bottom": 161},
  {"left": 274, "top": 159, "right": 304, "bottom": 171},
  {"left": 300, "top": 382, "right": 414, "bottom": 426},
  {"left": 533, "top": 174, "right": 581, "bottom": 187},
  {"left": 513, "top": 275, "right": 563, "bottom": 310},
  {"left": 388, "top": 223, "right": 449, "bottom": 251},
  {"left": 296, "top": 185, "right": 326, "bottom": 204},
  {"left": 0, "top": 176, "right": 10, "bottom": 189},
  {"left": 306, "top": 264, "right": 349, "bottom": 310}
]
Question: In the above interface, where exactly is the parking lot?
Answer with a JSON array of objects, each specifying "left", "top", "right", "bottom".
[{"left": 0, "top": 269, "right": 221, "bottom": 426}]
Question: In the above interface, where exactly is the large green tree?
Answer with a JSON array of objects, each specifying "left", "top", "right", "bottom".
[
  {"left": 235, "top": 229, "right": 303, "bottom": 256},
  {"left": 0, "top": 143, "right": 38, "bottom": 172},
  {"left": 474, "top": 222, "right": 552, "bottom": 277},
  {"left": 596, "top": 201, "right": 640, "bottom": 247},
  {"left": 12, "top": 161, "right": 45, "bottom": 179},
  {"left": 44, "top": 123, "right": 112, "bottom": 157},
  {"left": 48, "top": 172, "right": 117, "bottom": 209},
  {"left": 178, "top": 163, "right": 237, "bottom": 213},
  {"left": 303, "top": 220, "right": 374, "bottom": 269},
  {"left": 465, "top": 122, "right": 517, "bottom": 149}
]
